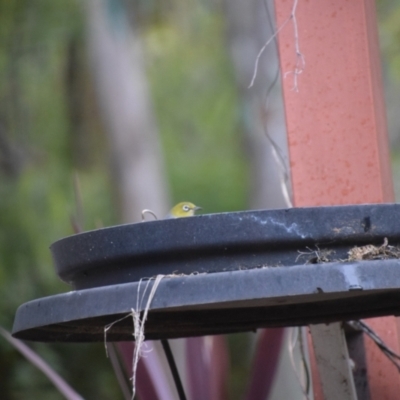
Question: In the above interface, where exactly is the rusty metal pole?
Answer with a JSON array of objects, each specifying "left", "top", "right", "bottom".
[{"left": 273, "top": 0, "right": 400, "bottom": 398}]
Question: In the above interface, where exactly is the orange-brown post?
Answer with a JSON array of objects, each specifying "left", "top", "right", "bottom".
[{"left": 273, "top": 0, "right": 399, "bottom": 399}]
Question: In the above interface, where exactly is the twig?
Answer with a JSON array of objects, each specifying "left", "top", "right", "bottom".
[
  {"left": 249, "top": 0, "right": 305, "bottom": 92},
  {"left": 248, "top": 17, "right": 290, "bottom": 89},
  {"left": 0, "top": 326, "right": 84, "bottom": 400}
]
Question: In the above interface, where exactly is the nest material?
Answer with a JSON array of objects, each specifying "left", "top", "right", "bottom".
[
  {"left": 347, "top": 238, "right": 400, "bottom": 261},
  {"left": 298, "top": 238, "right": 400, "bottom": 265}
]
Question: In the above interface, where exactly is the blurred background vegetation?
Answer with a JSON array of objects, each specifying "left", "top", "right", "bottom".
[{"left": 0, "top": 0, "right": 400, "bottom": 398}]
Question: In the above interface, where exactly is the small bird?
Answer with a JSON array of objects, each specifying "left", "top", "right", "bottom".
[
  {"left": 162, "top": 201, "right": 201, "bottom": 399},
  {"left": 166, "top": 202, "right": 202, "bottom": 218}
]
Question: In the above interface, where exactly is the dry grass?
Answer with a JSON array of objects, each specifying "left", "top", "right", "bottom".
[{"left": 297, "top": 238, "right": 400, "bottom": 264}]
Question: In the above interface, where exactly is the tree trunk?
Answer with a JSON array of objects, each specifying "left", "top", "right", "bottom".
[{"left": 85, "top": 0, "right": 169, "bottom": 223}]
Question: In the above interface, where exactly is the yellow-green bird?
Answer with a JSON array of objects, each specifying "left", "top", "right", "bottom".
[{"left": 166, "top": 202, "right": 201, "bottom": 218}]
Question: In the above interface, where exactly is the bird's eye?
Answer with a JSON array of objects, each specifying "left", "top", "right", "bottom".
[{"left": 182, "top": 205, "right": 190, "bottom": 212}]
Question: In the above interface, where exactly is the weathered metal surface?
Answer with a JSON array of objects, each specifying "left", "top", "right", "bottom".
[
  {"left": 12, "top": 257, "right": 400, "bottom": 342},
  {"left": 345, "top": 324, "right": 371, "bottom": 400},
  {"left": 310, "top": 323, "right": 357, "bottom": 400},
  {"left": 52, "top": 203, "right": 400, "bottom": 290}
]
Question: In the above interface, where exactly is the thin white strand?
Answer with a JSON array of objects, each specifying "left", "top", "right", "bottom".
[
  {"left": 248, "top": 17, "right": 291, "bottom": 89},
  {"left": 131, "top": 274, "right": 164, "bottom": 399},
  {"left": 249, "top": 0, "right": 305, "bottom": 91},
  {"left": 104, "top": 314, "right": 132, "bottom": 357}
]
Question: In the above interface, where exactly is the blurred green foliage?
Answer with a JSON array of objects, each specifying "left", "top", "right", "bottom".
[
  {"left": 144, "top": 2, "right": 248, "bottom": 213},
  {"left": 377, "top": 0, "right": 400, "bottom": 200},
  {"left": 379, "top": 0, "right": 400, "bottom": 82},
  {"left": 0, "top": 0, "right": 123, "bottom": 398},
  {"left": 0, "top": 0, "right": 248, "bottom": 398}
]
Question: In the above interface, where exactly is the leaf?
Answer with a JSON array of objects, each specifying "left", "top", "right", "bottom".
[{"left": 0, "top": 326, "right": 84, "bottom": 400}]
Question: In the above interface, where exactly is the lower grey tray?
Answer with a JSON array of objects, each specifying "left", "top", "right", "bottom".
[{"left": 12, "top": 259, "right": 400, "bottom": 342}]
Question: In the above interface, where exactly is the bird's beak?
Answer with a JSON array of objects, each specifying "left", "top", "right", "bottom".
[{"left": 194, "top": 206, "right": 202, "bottom": 211}]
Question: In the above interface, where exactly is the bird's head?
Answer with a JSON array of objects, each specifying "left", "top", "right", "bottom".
[{"left": 167, "top": 202, "right": 201, "bottom": 218}]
